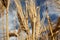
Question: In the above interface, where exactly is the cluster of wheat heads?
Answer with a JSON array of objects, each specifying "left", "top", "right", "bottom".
[{"left": 14, "top": 0, "right": 41, "bottom": 40}]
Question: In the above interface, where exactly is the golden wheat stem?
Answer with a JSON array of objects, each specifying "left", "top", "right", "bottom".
[{"left": 6, "top": 0, "right": 10, "bottom": 40}]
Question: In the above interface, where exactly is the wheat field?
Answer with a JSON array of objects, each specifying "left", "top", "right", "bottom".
[{"left": 0, "top": 0, "right": 60, "bottom": 40}]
